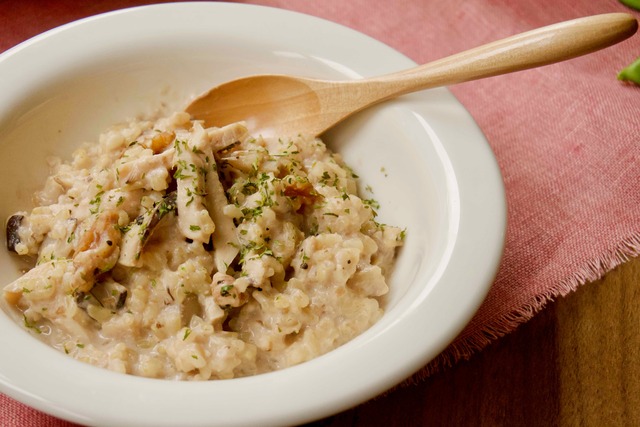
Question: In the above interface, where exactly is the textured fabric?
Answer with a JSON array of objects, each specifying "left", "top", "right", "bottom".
[{"left": 1, "top": 0, "right": 639, "bottom": 425}]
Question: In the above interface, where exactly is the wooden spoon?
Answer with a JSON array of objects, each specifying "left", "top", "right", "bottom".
[{"left": 187, "top": 13, "right": 637, "bottom": 137}]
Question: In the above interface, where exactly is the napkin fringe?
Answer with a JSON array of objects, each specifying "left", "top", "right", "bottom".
[{"left": 404, "top": 231, "right": 640, "bottom": 384}]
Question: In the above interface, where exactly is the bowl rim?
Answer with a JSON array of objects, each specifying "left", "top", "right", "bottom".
[{"left": 0, "top": 2, "right": 506, "bottom": 426}]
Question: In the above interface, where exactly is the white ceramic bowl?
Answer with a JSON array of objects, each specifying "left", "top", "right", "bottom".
[{"left": 0, "top": 3, "right": 506, "bottom": 426}]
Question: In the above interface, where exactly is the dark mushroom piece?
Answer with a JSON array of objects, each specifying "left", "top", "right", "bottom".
[
  {"left": 76, "top": 280, "right": 128, "bottom": 324},
  {"left": 6, "top": 214, "right": 24, "bottom": 252}
]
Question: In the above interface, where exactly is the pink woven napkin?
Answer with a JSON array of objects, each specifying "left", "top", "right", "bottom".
[{"left": 1, "top": 0, "right": 639, "bottom": 425}]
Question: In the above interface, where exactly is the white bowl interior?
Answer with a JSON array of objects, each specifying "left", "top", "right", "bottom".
[{"left": 0, "top": 3, "right": 505, "bottom": 426}]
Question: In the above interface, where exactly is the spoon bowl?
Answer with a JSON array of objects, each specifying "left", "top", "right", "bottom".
[{"left": 187, "top": 13, "right": 637, "bottom": 137}]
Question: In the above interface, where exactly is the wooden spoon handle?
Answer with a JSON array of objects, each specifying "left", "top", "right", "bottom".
[{"left": 367, "top": 13, "right": 637, "bottom": 99}]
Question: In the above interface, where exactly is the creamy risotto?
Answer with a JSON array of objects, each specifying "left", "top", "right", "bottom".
[{"left": 3, "top": 112, "right": 404, "bottom": 380}]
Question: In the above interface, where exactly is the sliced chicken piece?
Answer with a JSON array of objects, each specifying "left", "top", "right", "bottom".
[
  {"left": 207, "top": 122, "right": 249, "bottom": 154},
  {"left": 174, "top": 124, "right": 215, "bottom": 243},
  {"left": 71, "top": 209, "right": 122, "bottom": 292},
  {"left": 3, "top": 259, "right": 72, "bottom": 306}
]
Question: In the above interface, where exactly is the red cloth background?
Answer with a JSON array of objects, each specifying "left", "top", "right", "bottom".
[{"left": 1, "top": 0, "right": 639, "bottom": 425}]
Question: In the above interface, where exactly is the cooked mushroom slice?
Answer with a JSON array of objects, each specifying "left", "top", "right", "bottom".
[
  {"left": 118, "top": 191, "right": 177, "bottom": 267},
  {"left": 6, "top": 214, "right": 24, "bottom": 252},
  {"left": 149, "top": 131, "right": 175, "bottom": 154},
  {"left": 77, "top": 279, "right": 128, "bottom": 324},
  {"left": 95, "top": 280, "right": 128, "bottom": 310},
  {"left": 204, "top": 148, "right": 239, "bottom": 273},
  {"left": 217, "top": 140, "right": 241, "bottom": 154},
  {"left": 282, "top": 175, "right": 321, "bottom": 211}
]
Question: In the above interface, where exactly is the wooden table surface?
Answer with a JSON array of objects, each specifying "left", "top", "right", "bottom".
[{"left": 307, "top": 256, "right": 640, "bottom": 426}]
